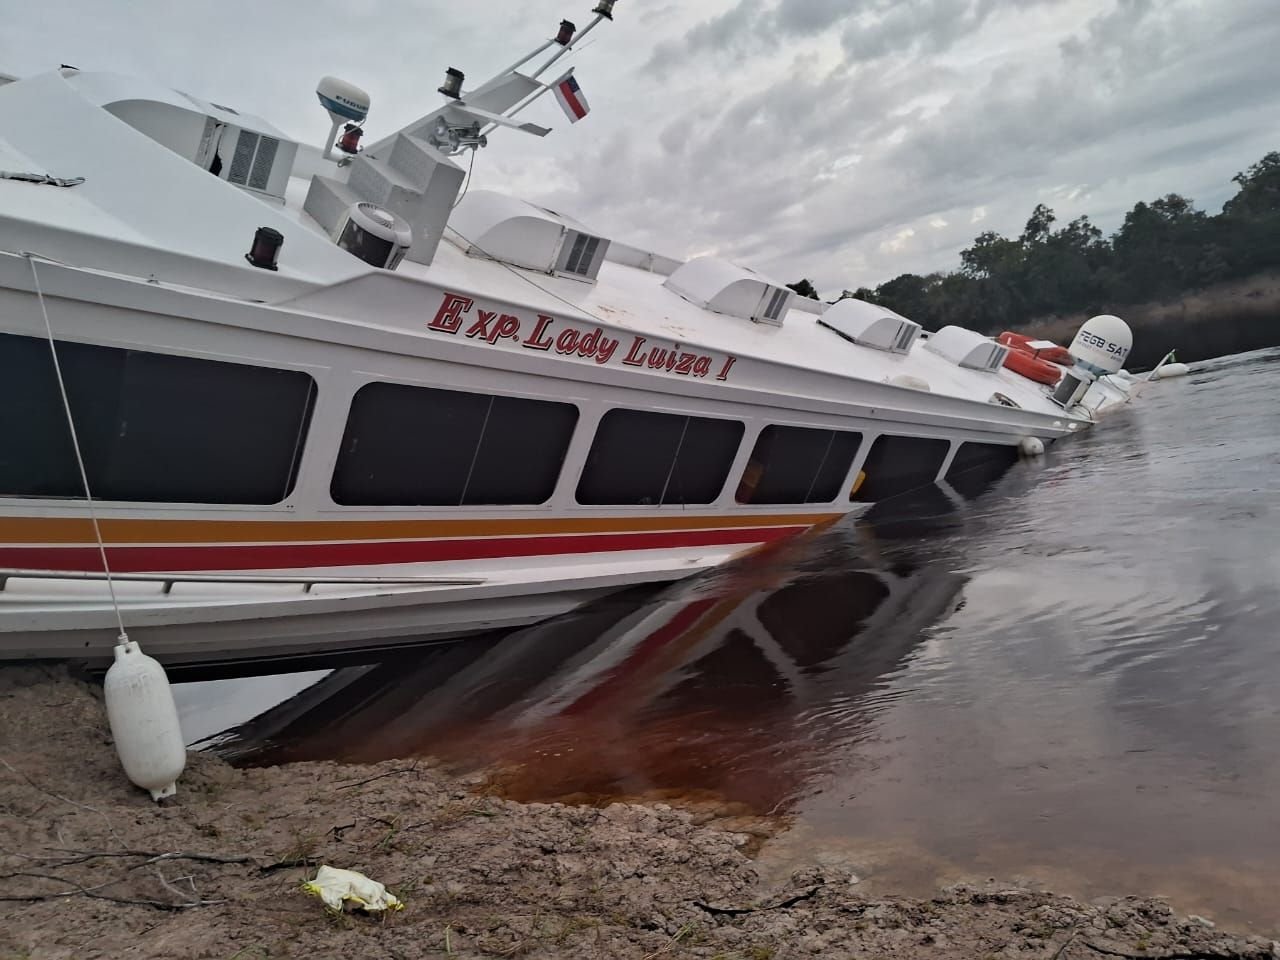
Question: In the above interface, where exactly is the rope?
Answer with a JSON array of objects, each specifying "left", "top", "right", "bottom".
[
  {"left": 451, "top": 147, "right": 478, "bottom": 209},
  {"left": 24, "top": 253, "right": 129, "bottom": 645}
]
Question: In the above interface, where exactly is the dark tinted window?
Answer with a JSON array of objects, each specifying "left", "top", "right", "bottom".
[
  {"left": 331, "top": 382, "right": 577, "bottom": 505},
  {"left": 0, "top": 332, "right": 314, "bottom": 504},
  {"left": 944, "top": 441, "right": 1020, "bottom": 500},
  {"left": 576, "top": 409, "right": 743, "bottom": 505},
  {"left": 737, "top": 425, "right": 863, "bottom": 504},
  {"left": 851, "top": 435, "right": 951, "bottom": 503}
]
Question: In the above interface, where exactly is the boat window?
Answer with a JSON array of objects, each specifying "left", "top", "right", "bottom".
[
  {"left": 944, "top": 441, "right": 1020, "bottom": 500},
  {"left": 331, "top": 382, "right": 578, "bottom": 506},
  {"left": 576, "top": 409, "right": 744, "bottom": 505},
  {"left": 850, "top": 435, "right": 951, "bottom": 503},
  {"left": 736, "top": 425, "right": 863, "bottom": 504},
  {"left": 0, "top": 332, "right": 315, "bottom": 504}
]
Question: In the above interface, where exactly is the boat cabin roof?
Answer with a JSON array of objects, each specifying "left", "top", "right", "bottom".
[{"left": 0, "top": 67, "right": 1086, "bottom": 423}]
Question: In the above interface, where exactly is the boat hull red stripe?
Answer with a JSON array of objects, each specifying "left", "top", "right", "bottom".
[{"left": 0, "top": 525, "right": 806, "bottom": 573}]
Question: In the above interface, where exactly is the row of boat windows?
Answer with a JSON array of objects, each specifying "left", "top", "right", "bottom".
[{"left": 0, "top": 333, "right": 1019, "bottom": 507}]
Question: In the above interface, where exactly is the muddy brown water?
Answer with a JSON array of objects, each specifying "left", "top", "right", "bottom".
[{"left": 176, "top": 347, "right": 1280, "bottom": 934}]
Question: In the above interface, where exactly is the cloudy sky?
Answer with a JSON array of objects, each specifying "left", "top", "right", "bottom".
[{"left": 3, "top": 0, "right": 1276, "bottom": 295}]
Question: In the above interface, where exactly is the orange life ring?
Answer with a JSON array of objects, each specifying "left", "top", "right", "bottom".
[
  {"left": 997, "top": 331, "right": 1073, "bottom": 366},
  {"left": 1003, "top": 346, "right": 1063, "bottom": 385}
]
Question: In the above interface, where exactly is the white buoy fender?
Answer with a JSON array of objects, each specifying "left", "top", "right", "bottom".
[
  {"left": 1019, "top": 436, "right": 1046, "bottom": 458},
  {"left": 104, "top": 641, "right": 186, "bottom": 801},
  {"left": 1153, "top": 362, "right": 1190, "bottom": 379}
]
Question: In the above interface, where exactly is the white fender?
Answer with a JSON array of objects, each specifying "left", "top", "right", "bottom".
[
  {"left": 1152, "top": 362, "right": 1190, "bottom": 379},
  {"left": 104, "top": 641, "right": 186, "bottom": 800},
  {"left": 1019, "top": 436, "right": 1046, "bottom": 457}
]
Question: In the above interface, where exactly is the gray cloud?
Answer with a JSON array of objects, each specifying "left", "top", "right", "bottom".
[
  {"left": 1, "top": 0, "right": 1276, "bottom": 296},
  {"left": 774, "top": 0, "right": 856, "bottom": 36},
  {"left": 646, "top": 0, "right": 770, "bottom": 70}
]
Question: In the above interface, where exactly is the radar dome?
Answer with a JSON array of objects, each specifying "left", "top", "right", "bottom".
[
  {"left": 316, "top": 76, "right": 370, "bottom": 123},
  {"left": 1069, "top": 314, "right": 1132, "bottom": 375}
]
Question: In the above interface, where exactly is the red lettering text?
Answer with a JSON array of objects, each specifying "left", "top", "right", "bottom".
[
  {"left": 595, "top": 336, "right": 619, "bottom": 365},
  {"left": 493, "top": 314, "right": 521, "bottom": 344},
  {"left": 429, "top": 292, "right": 474, "bottom": 334},
  {"left": 622, "top": 336, "right": 647, "bottom": 366},
  {"left": 554, "top": 328, "right": 580, "bottom": 354},
  {"left": 523, "top": 315, "right": 555, "bottom": 351},
  {"left": 465, "top": 310, "right": 497, "bottom": 340}
]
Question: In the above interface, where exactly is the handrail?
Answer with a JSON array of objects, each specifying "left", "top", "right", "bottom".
[{"left": 0, "top": 569, "right": 485, "bottom": 594}]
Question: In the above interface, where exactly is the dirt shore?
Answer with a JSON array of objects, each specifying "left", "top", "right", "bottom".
[{"left": 1, "top": 667, "right": 1275, "bottom": 960}]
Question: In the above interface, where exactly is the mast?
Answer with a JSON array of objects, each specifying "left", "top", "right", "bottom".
[{"left": 360, "top": 2, "right": 617, "bottom": 161}]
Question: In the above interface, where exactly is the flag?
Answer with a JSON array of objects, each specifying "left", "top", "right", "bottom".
[{"left": 553, "top": 73, "right": 590, "bottom": 122}]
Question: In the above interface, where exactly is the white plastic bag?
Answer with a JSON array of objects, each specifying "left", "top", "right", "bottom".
[{"left": 302, "top": 865, "right": 404, "bottom": 913}]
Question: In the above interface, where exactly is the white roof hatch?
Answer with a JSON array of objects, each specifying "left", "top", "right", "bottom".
[
  {"left": 447, "top": 189, "right": 609, "bottom": 281},
  {"left": 662, "top": 255, "right": 793, "bottom": 326}
]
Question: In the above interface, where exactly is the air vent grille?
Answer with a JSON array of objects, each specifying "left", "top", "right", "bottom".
[
  {"left": 562, "top": 233, "right": 601, "bottom": 276},
  {"left": 227, "top": 129, "right": 257, "bottom": 185},
  {"left": 248, "top": 136, "right": 278, "bottom": 190},
  {"left": 356, "top": 201, "right": 396, "bottom": 229},
  {"left": 762, "top": 287, "right": 788, "bottom": 321},
  {"left": 226, "top": 130, "right": 280, "bottom": 192}
]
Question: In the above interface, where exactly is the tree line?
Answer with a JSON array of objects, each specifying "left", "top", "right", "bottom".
[{"left": 788, "top": 151, "right": 1280, "bottom": 346}]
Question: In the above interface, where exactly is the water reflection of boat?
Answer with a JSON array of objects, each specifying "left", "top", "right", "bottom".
[{"left": 214, "top": 523, "right": 966, "bottom": 812}]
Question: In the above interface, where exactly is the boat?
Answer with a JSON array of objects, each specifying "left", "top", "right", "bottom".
[{"left": 0, "top": 3, "right": 1143, "bottom": 666}]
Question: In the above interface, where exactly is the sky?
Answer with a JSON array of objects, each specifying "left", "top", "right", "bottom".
[{"left": 2, "top": 0, "right": 1277, "bottom": 297}]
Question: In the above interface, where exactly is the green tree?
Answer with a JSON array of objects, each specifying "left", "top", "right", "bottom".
[
  {"left": 810, "top": 150, "right": 1280, "bottom": 357},
  {"left": 786, "top": 278, "right": 819, "bottom": 299},
  {"left": 1221, "top": 152, "right": 1280, "bottom": 274},
  {"left": 1223, "top": 152, "right": 1280, "bottom": 219},
  {"left": 1110, "top": 194, "right": 1206, "bottom": 301},
  {"left": 959, "top": 231, "right": 1023, "bottom": 279},
  {"left": 1020, "top": 203, "right": 1057, "bottom": 245}
]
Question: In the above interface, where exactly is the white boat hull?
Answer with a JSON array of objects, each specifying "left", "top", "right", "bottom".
[{"left": 0, "top": 548, "right": 750, "bottom": 666}]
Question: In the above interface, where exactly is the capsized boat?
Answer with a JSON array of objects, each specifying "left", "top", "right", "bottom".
[{"left": 0, "top": 4, "right": 1143, "bottom": 666}]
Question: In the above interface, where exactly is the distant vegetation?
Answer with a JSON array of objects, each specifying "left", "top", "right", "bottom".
[{"left": 789, "top": 151, "right": 1280, "bottom": 367}]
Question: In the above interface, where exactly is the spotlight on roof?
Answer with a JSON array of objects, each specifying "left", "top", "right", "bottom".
[{"left": 438, "top": 67, "right": 464, "bottom": 100}]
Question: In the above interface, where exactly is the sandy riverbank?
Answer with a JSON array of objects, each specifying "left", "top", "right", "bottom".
[{"left": 1, "top": 666, "right": 1274, "bottom": 960}]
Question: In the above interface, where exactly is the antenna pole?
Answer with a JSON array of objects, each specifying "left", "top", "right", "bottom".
[
  {"left": 321, "top": 117, "right": 342, "bottom": 161},
  {"left": 531, "top": 13, "right": 607, "bottom": 80},
  {"left": 492, "top": 38, "right": 558, "bottom": 81},
  {"left": 477, "top": 68, "right": 573, "bottom": 138}
]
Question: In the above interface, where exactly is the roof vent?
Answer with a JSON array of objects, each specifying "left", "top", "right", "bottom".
[
  {"left": 449, "top": 190, "right": 609, "bottom": 281},
  {"left": 663, "top": 256, "right": 792, "bottom": 325},
  {"left": 819, "top": 298, "right": 921, "bottom": 354},
  {"left": 924, "top": 326, "right": 1009, "bottom": 373}
]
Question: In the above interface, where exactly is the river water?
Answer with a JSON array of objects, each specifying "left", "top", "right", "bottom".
[{"left": 175, "top": 347, "right": 1280, "bottom": 933}]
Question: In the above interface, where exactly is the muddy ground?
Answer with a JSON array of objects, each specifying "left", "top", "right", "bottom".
[{"left": 1, "top": 667, "right": 1275, "bottom": 960}]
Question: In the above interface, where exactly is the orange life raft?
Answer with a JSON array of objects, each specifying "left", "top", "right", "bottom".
[{"left": 997, "top": 332, "right": 1068, "bottom": 385}]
